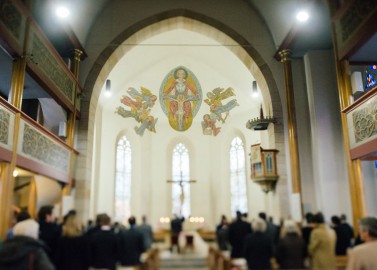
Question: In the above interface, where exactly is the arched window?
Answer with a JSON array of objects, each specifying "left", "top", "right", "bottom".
[
  {"left": 230, "top": 137, "right": 248, "bottom": 215},
  {"left": 115, "top": 136, "right": 132, "bottom": 224},
  {"left": 172, "top": 143, "right": 191, "bottom": 217}
]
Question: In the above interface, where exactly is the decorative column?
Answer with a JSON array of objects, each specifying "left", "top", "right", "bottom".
[
  {"left": 279, "top": 49, "right": 302, "bottom": 195},
  {"left": 63, "top": 49, "right": 82, "bottom": 198},
  {"left": 334, "top": 58, "right": 366, "bottom": 229}
]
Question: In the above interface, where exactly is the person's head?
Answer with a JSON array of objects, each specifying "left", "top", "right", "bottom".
[
  {"left": 258, "top": 212, "right": 267, "bottom": 221},
  {"left": 252, "top": 218, "right": 267, "bottom": 233},
  {"left": 38, "top": 205, "right": 54, "bottom": 223},
  {"left": 359, "top": 217, "right": 377, "bottom": 242},
  {"left": 13, "top": 219, "right": 39, "bottom": 239},
  {"left": 97, "top": 213, "right": 111, "bottom": 226},
  {"left": 340, "top": 214, "right": 347, "bottom": 223},
  {"left": 331, "top": 215, "right": 341, "bottom": 226},
  {"left": 62, "top": 215, "right": 82, "bottom": 237},
  {"left": 313, "top": 212, "right": 325, "bottom": 225},
  {"left": 282, "top": 220, "right": 300, "bottom": 236},
  {"left": 305, "top": 212, "right": 314, "bottom": 224},
  {"left": 128, "top": 216, "right": 136, "bottom": 226},
  {"left": 174, "top": 68, "right": 187, "bottom": 80},
  {"left": 236, "top": 211, "right": 242, "bottom": 220},
  {"left": 16, "top": 210, "right": 31, "bottom": 223},
  {"left": 142, "top": 215, "right": 147, "bottom": 223}
]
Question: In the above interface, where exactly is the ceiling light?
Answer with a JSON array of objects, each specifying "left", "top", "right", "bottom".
[
  {"left": 296, "top": 10, "right": 309, "bottom": 22},
  {"left": 56, "top": 6, "right": 70, "bottom": 19},
  {"left": 252, "top": 81, "right": 259, "bottom": 98},
  {"left": 13, "top": 170, "right": 19, "bottom": 177},
  {"left": 105, "top": 79, "right": 112, "bottom": 97}
]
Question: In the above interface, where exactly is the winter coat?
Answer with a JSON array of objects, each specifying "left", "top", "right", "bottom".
[{"left": 0, "top": 235, "right": 55, "bottom": 270}]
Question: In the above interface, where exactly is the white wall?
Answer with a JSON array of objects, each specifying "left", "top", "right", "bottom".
[
  {"left": 361, "top": 161, "right": 377, "bottom": 217},
  {"left": 303, "top": 50, "right": 352, "bottom": 221}
]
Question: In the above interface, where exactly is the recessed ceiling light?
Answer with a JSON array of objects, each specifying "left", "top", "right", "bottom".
[
  {"left": 56, "top": 6, "right": 70, "bottom": 19},
  {"left": 296, "top": 11, "right": 309, "bottom": 22}
]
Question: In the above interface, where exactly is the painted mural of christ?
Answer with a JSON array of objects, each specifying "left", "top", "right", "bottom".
[{"left": 160, "top": 66, "right": 202, "bottom": 131}]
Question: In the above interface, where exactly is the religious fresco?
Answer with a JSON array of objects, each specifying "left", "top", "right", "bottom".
[
  {"left": 201, "top": 87, "right": 238, "bottom": 136},
  {"left": 159, "top": 66, "right": 202, "bottom": 131},
  {"left": 115, "top": 87, "right": 158, "bottom": 136}
]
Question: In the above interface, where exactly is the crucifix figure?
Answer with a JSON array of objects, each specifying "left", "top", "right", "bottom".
[{"left": 167, "top": 171, "right": 196, "bottom": 215}]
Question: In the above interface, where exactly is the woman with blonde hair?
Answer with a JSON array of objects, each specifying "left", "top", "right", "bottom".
[
  {"left": 54, "top": 214, "right": 88, "bottom": 270},
  {"left": 275, "top": 219, "right": 306, "bottom": 269}
]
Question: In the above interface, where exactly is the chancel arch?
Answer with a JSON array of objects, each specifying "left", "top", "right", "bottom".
[{"left": 80, "top": 12, "right": 288, "bottom": 226}]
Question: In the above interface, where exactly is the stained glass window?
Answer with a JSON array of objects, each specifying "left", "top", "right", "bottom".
[
  {"left": 230, "top": 137, "right": 248, "bottom": 215},
  {"left": 115, "top": 136, "right": 132, "bottom": 225},
  {"left": 172, "top": 143, "right": 191, "bottom": 217},
  {"left": 365, "top": 65, "right": 377, "bottom": 91}
]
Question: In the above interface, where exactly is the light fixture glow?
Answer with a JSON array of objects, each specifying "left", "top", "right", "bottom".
[
  {"left": 56, "top": 6, "right": 70, "bottom": 19},
  {"left": 105, "top": 79, "right": 112, "bottom": 97},
  {"left": 296, "top": 10, "right": 309, "bottom": 22},
  {"left": 13, "top": 170, "right": 19, "bottom": 177},
  {"left": 252, "top": 81, "right": 259, "bottom": 98}
]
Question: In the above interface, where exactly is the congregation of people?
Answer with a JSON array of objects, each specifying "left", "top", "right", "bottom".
[
  {"left": 216, "top": 211, "right": 377, "bottom": 270},
  {"left": 0, "top": 206, "right": 153, "bottom": 270}
]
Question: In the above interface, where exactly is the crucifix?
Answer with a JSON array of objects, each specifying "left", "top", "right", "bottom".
[{"left": 167, "top": 171, "right": 197, "bottom": 215}]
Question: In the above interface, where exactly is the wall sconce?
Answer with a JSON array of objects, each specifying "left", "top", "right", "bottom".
[
  {"left": 105, "top": 79, "right": 111, "bottom": 97},
  {"left": 252, "top": 81, "right": 258, "bottom": 98}
]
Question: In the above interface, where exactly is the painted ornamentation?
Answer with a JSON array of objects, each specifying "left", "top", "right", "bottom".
[
  {"left": 116, "top": 87, "right": 158, "bottom": 136},
  {"left": 22, "top": 123, "right": 70, "bottom": 172},
  {"left": 201, "top": 87, "right": 238, "bottom": 136},
  {"left": 160, "top": 66, "right": 202, "bottom": 131},
  {"left": 0, "top": 108, "right": 10, "bottom": 145},
  {"left": 352, "top": 98, "right": 377, "bottom": 143}
]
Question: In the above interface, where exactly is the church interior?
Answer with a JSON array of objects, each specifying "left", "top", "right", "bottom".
[{"left": 1, "top": 0, "right": 377, "bottom": 269}]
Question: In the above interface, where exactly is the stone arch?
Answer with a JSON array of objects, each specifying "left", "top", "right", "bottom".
[{"left": 77, "top": 10, "right": 287, "bottom": 219}]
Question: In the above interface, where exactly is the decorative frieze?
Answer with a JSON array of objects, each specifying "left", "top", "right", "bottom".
[
  {"left": 0, "top": 107, "right": 10, "bottom": 145},
  {"left": 28, "top": 29, "right": 75, "bottom": 105},
  {"left": 20, "top": 121, "right": 70, "bottom": 173},
  {"left": 0, "top": 0, "right": 22, "bottom": 40}
]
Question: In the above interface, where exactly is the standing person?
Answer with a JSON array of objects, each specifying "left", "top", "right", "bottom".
[
  {"left": 119, "top": 216, "right": 146, "bottom": 268},
  {"left": 302, "top": 212, "right": 315, "bottom": 251},
  {"left": 243, "top": 218, "right": 273, "bottom": 270},
  {"left": 228, "top": 211, "right": 252, "bottom": 258},
  {"left": 170, "top": 214, "right": 184, "bottom": 253},
  {"left": 346, "top": 217, "right": 377, "bottom": 270},
  {"left": 275, "top": 220, "right": 306, "bottom": 269},
  {"left": 331, "top": 215, "right": 352, "bottom": 255},
  {"left": 38, "top": 205, "right": 61, "bottom": 259},
  {"left": 340, "top": 214, "right": 354, "bottom": 245},
  {"left": 87, "top": 213, "right": 119, "bottom": 270},
  {"left": 138, "top": 215, "right": 153, "bottom": 250},
  {"left": 54, "top": 215, "right": 88, "bottom": 270},
  {"left": 308, "top": 212, "right": 336, "bottom": 270},
  {"left": 216, "top": 215, "right": 230, "bottom": 251},
  {"left": 6, "top": 210, "right": 31, "bottom": 239},
  {"left": 0, "top": 219, "right": 55, "bottom": 269}
]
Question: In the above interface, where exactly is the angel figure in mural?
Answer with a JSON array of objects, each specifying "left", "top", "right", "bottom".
[
  {"left": 115, "top": 86, "right": 158, "bottom": 136},
  {"left": 202, "top": 87, "right": 239, "bottom": 136}
]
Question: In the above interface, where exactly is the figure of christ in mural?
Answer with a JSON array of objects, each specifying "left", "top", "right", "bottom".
[{"left": 161, "top": 67, "right": 201, "bottom": 131}]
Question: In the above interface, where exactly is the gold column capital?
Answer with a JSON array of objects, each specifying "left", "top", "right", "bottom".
[
  {"left": 72, "top": 49, "right": 83, "bottom": 62},
  {"left": 279, "top": 49, "right": 292, "bottom": 63}
]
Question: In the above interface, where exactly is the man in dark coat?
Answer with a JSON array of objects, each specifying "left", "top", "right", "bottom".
[
  {"left": 87, "top": 214, "right": 119, "bottom": 270},
  {"left": 0, "top": 219, "right": 55, "bottom": 270},
  {"left": 119, "top": 216, "right": 146, "bottom": 267},
  {"left": 228, "top": 211, "right": 252, "bottom": 258}
]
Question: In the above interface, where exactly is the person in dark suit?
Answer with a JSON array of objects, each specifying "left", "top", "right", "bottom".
[
  {"left": 243, "top": 218, "right": 273, "bottom": 270},
  {"left": 331, "top": 215, "right": 352, "bottom": 255},
  {"left": 87, "top": 213, "right": 119, "bottom": 270},
  {"left": 119, "top": 216, "right": 146, "bottom": 267},
  {"left": 228, "top": 211, "right": 252, "bottom": 258},
  {"left": 38, "top": 205, "right": 61, "bottom": 260}
]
